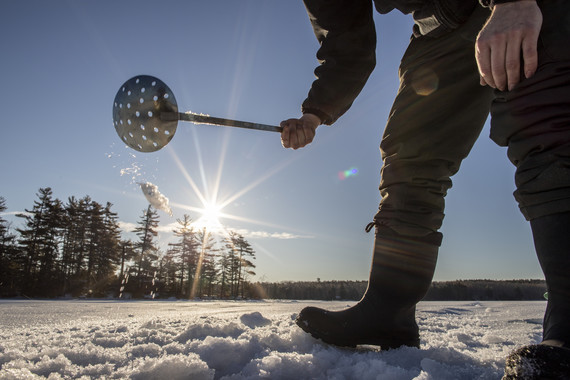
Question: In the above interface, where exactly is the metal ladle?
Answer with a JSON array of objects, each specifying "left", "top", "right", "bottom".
[{"left": 112, "top": 75, "right": 282, "bottom": 153}]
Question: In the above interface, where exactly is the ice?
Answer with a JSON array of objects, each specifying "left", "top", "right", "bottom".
[
  {"left": 138, "top": 182, "right": 173, "bottom": 216},
  {"left": 0, "top": 300, "right": 546, "bottom": 379},
  {"left": 240, "top": 312, "right": 271, "bottom": 328},
  {"left": 185, "top": 111, "right": 212, "bottom": 126},
  {"left": 121, "top": 163, "right": 142, "bottom": 179}
]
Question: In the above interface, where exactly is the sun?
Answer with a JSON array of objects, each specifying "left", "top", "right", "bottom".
[{"left": 195, "top": 200, "right": 224, "bottom": 232}]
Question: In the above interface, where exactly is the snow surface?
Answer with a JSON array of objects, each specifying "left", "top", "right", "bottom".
[{"left": 0, "top": 300, "right": 545, "bottom": 379}]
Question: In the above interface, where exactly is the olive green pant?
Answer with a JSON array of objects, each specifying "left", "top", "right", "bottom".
[
  {"left": 374, "top": 6, "right": 493, "bottom": 238},
  {"left": 375, "top": 1, "right": 570, "bottom": 237},
  {"left": 490, "top": 0, "right": 570, "bottom": 221}
]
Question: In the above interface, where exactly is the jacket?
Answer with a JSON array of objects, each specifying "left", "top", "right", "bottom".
[{"left": 301, "top": 0, "right": 499, "bottom": 125}]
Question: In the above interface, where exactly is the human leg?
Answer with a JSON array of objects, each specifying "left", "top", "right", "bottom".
[
  {"left": 489, "top": 0, "right": 570, "bottom": 346},
  {"left": 487, "top": 0, "right": 570, "bottom": 376},
  {"left": 296, "top": 7, "right": 493, "bottom": 348}
]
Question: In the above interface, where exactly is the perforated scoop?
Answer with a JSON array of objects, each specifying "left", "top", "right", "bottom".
[
  {"left": 112, "top": 75, "right": 282, "bottom": 153},
  {"left": 113, "top": 76, "right": 178, "bottom": 152}
]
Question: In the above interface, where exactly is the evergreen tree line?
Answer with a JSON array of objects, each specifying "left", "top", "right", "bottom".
[
  {"left": 0, "top": 189, "right": 256, "bottom": 299},
  {"left": 247, "top": 279, "right": 547, "bottom": 301},
  {"left": 0, "top": 189, "right": 547, "bottom": 301},
  {"left": 423, "top": 279, "right": 547, "bottom": 301}
]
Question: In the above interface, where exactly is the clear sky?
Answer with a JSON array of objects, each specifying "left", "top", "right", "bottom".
[{"left": 0, "top": 1, "right": 543, "bottom": 283}]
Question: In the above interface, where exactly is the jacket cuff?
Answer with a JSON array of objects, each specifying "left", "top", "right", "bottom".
[
  {"left": 301, "top": 104, "right": 334, "bottom": 126},
  {"left": 479, "top": 0, "right": 527, "bottom": 8}
]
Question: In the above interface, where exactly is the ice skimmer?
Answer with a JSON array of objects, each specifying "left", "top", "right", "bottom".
[{"left": 113, "top": 75, "right": 282, "bottom": 153}]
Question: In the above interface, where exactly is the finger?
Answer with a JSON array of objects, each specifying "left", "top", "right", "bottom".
[
  {"left": 302, "top": 122, "right": 316, "bottom": 145},
  {"left": 287, "top": 123, "right": 300, "bottom": 150},
  {"left": 280, "top": 120, "right": 292, "bottom": 148},
  {"left": 505, "top": 38, "right": 521, "bottom": 91},
  {"left": 522, "top": 33, "right": 539, "bottom": 79},
  {"left": 490, "top": 37, "right": 508, "bottom": 91},
  {"left": 475, "top": 41, "right": 495, "bottom": 88},
  {"left": 292, "top": 122, "right": 307, "bottom": 149}
]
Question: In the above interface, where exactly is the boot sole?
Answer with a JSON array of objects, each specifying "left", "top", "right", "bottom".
[
  {"left": 296, "top": 318, "right": 420, "bottom": 349},
  {"left": 502, "top": 344, "right": 570, "bottom": 379}
]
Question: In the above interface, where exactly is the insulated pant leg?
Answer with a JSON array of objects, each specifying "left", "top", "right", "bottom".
[
  {"left": 488, "top": 0, "right": 570, "bottom": 345},
  {"left": 374, "top": 7, "right": 493, "bottom": 238},
  {"left": 489, "top": 0, "right": 570, "bottom": 221}
]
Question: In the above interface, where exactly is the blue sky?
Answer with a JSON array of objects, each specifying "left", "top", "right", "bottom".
[{"left": 0, "top": 1, "right": 542, "bottom": 282}]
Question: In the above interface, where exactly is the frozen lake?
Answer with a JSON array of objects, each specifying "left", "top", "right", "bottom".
[{"left": 0, "top": 300, "right": 546, "bottom": 379}]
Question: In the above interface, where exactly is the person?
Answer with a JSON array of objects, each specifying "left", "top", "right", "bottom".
[{"left": 280, "top": 0, "right": 570, "bottom": 377}]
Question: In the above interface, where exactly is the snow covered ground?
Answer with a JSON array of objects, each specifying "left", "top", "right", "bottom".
[{"left": 0, "top": 300, "right": 545, "bottom": 379}]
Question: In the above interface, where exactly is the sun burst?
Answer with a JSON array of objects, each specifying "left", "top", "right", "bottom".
[{"left": 195, "top": 200, "right": 224, "bottom": 232}]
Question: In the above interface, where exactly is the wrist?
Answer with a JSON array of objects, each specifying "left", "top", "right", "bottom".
[
  {"left": 301, "top": 106, "right": 329, "bottom": 125},
  {"left": 302, "top": 112, "right": 323, "bottom": 126}
]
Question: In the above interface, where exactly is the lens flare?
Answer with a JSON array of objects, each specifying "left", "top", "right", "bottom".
[{"left": 338, "top": 167, "right": 358, "bottom": 180}]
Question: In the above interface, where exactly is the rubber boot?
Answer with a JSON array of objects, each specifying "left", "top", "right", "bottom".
[
  {"left": 295, "top": 226, "right": 440, "bottom": 349},
  {"left": 502, "top": 341, "right": 570, "bottom": 380},
  {"left": 530, "top": 212, "right": 570, "bottom": 345},
  {"left": 502, "top": 212, "right": 570, "bottom": 379}
]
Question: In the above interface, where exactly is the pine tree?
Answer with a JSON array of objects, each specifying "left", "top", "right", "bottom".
[
  {"left": 60, "top": 196, "right": 81, "bottom": 291},
  {"left": 85, "top": 200, "right": 104, "bottom": 292},
  {"left": 0, "top": 196, "right": 11, "bottom": 246},
  {"left": 193, "top": 228, "right": 217, "bottom": 298},
  {"left": 161, "top": 247, "right": 180, "bottom": 296},
  {"left": 223, "top": 231, "right": 239, "bottom": 297},
  {"left": 117, "top": 240, "right": 136, "bottom": 297},
  {"left": 132, "top": 205, "right": 160, "bottom": 296},
  {"left": 168, "top": 214, "right": 198, "bottom": 298},
  {"left": 223, "top": 231, "right": 256, "bottom": 298},
  {"left": 235, "top": 236, "right": 256, "bottom": 298},
  {"left": 218, "top": 247, "right": 230, "bottom": 299},
  {"left": 60, "top": 196, "right": 96, "bottom": 295},
  {"left": 88, "top": 202, "right": 121, "bottom": 296},
  {"left": 16, "top": 188, "right": 64, "bottom": 296},
  {"left": 0, "top": 196, "right": 20, "bottom": 296}
]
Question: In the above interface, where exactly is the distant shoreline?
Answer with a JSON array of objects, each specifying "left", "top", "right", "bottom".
[
  {"left": 0, "top": 279, "right": 546, "bottom": 302},
  {"left": 243, "top": 279, "right": 547, "bottom": 301}
]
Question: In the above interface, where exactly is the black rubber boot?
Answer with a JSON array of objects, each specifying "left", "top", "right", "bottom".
[
  {"left": 296, "top": 226, "right": 440, "bottom": 349},
  {"left": 502, "top": 341, "right": 570, "bottom": 380},
  {"left": 502, "top": 212, "right": 570, "bottom": 379},
  {"left": 530, "top": 212, "right": 570, "bottom": 345}
]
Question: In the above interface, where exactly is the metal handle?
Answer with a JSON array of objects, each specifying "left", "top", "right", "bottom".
[{"left": 161, "top": 112, "right": 283, "bottom": 133}]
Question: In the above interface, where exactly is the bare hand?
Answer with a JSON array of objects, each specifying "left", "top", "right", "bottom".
[
  {"left": 280, "top": 113, "right": 321, "bottom": 149},
  {"left": 475, "top": 1, "right": 542, "bottom": 91}
]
